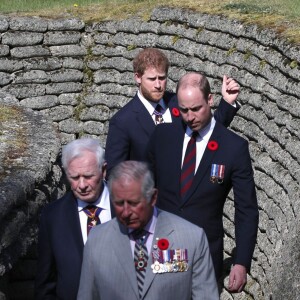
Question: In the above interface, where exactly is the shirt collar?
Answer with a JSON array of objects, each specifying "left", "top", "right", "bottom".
[
  {"left": 137, "top": 90, "right": 166, "bottom": 114},
  {"left": 186, "top": 117, "right": 216, "bottom": 141}
]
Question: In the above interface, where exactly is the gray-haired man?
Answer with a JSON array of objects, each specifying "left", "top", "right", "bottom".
[
  {"left": 35, "top": 138, "right": 113, "bottom": 300},
  {"left": 77, "top": 161, "right": 218, "bottom": 300}
]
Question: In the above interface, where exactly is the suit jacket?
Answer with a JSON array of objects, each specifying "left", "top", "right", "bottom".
[
  {"left": 35, "top": 190, "right": 114, "bottom": 300},
  {"left": 147, "top": 121, "right": 258, "bottom": 279},
  {"left": 77, "top": 210, "right": 219, "bottom": 300},
  {"left": 105, "top": 91, "right": 238, "bottom": 175}
]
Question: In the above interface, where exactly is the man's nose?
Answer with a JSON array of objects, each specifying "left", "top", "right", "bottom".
[
  {"left": 154, "top": 78, "right": 161, "bottom": 88},
  {"left": 187, "top": 111, "right": 194, "bottom": 122},
  {"left": 122, "top": 202, "right": 131, "bottom": 217},
  {"left": 78, "top": 177, "right": 87, "bottom": 189}
]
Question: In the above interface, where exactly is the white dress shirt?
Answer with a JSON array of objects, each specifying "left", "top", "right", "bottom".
[
  {"left": 77, "top": 181, "right": 111, "bottom": 244},
  {"left": 181, "top": 117, "right": 216, "bottom": 173},
  {"left": 138, "top": 90, "right": 172, "bottom": 124}
]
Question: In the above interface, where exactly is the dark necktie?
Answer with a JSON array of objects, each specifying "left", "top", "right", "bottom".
[
  {"left": 132, "top": 229, "right": 149, "bottom": 298},
  {"left": 83, "top": 205, "right": 102, "bottom": 235},
  {"left": 180, "top": 131, "right": 198, "bottom": 199},
  {"left": 153, "top": 104, "right": 164, "bottom": 124}
]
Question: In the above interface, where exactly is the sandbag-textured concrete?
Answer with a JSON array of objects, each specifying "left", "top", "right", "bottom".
[
  {"left": 0, "top": 6, "right": 299, "bottom": 299},
  {"left": 0, "top": 98, "right": 65, "bottom": 299}
]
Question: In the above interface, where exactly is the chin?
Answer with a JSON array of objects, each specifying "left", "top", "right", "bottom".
[
  {"left": 126, "top": 223, "right": 140, "bottom": 229},
  {"left": 151, "top": 93, "right": 164, "bottom": 101},
  {"left": 79, "top": 196, "right": 96, "bottom": 203},
  {"left": 190, "top": 124, "right": 201, "bottom": 131},
  {"left": 149, "top": 98, "right": 161, "bottom": 103}
]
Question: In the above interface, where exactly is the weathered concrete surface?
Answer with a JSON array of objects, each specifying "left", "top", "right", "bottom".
[
  {"left": 0, "top": 6, "right": 299, "bottom": 299},
  {"left": 0, "top": 96, "right": 65, "bottom": 299}
]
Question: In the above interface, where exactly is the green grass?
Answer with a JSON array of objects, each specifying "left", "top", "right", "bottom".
[
  {"left": 225, "top": 0, "right": 300, "bottom": 17},
  {"left": 0, "top": 0, "right": 122, "bottom": 13},
  {"left": 0, "top": 0, "right": 299, "bottom": 44}
]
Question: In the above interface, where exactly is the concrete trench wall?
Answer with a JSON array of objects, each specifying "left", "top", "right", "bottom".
[
  {"left": 0, "top": 6, "right": 299, "bottom": 299},
  {"left": 0, "top": 98, "right": 66, "bottom": 299}
]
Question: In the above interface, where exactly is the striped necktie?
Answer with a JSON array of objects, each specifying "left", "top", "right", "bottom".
[
  {"left": 180, "top": 131, "right": 198, "bottom": 199},
  {"left": 132, "top": 229, "right": 149, "bottom": 298}
]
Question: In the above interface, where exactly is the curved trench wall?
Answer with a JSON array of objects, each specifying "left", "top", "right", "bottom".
[
  {"left": 0, "top": 95, "right": 65, "bottom": 299},
  {"left": 0, "top": 6, "right": 299, "bottom": 300}
]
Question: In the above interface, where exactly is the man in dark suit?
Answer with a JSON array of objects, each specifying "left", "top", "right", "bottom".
[
  {"left": 77, "top": 161, "right": 219, "bottom": 300},
  {"left": 105, "top": 47, "right": 240, "bottom": 175},
  {"left": 147, "top": 73, "right": 259, "bottom": 292},
  {"left": 35, "top": 138, "right": 113, "bottom": 300}
]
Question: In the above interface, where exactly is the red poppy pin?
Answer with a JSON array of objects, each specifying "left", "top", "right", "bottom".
[
  {"left": 207, "top": 140, "right": 218, "bottom": 151},
  {"left": 157, "top": 238, "right": 169, "bottom": 250},
  {"left": 172, "top": 108, "right": 180, "bottom": 117}
]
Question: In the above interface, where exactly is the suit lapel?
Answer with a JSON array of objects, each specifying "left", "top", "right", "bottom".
[
  {"left": 172, "top": 122, "right": 187, "bottom": 199},
  {"left": 133, "top": 92, "right": 182, "bottom": 138},
  {"left": 132, "top": 95, "right": 155, "bottom": 138},
  {"left": 64, "top": 193, "right": 84, "bottom": 254},
  {"left": 182, "top": 122, "right": 223, "bottom": 204},
  {"left": 164, "top": 92, "right": 181, "bottom": 125},
  {"left": 142, "top": 211, "right": 174, "bottom": 298},
  {"left": 111, "top": 221, "right": 140, "bottom": 299}
]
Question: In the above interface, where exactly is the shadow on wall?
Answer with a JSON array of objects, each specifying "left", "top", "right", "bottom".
[
  {"left": 0, "top": 6, "right": 299, "bottom": 300},
  {"left": 0, "top": 101, "right": 67, "bottom": 300}
]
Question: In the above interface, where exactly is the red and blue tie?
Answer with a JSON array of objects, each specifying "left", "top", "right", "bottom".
[
  {"left": 83, "top": 205, "right": 102, "bottom": 235},
  {"left": 180, "top": 132, "right": 198, "bottom": 199}
]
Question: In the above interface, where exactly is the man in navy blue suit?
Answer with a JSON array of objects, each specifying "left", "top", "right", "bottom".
[
  {"left": 105, "top": 48, "right": 240, "bottom": 176},
  {"left": 35, "top": 138, "right": 113, "bottom": 300},
  {"left": 147, "top": 72, "right": 259, "bottom": 292}
]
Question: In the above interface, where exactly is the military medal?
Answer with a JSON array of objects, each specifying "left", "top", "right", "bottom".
[
  {"left": 151, "top": 238, "right": 189, "bottom": 274},
  {"left": 210, "top": 164, "right": 217, "bottom": 183},
  {"left": 133, "top": 230, "right": 149, "bottom": 272},
  {"left": 156, "top": 115, "right": 163, "bottom": 124},
  {"left": 151, "top": 261, "right": 161, "bottom": 273},
  {"left": 135, "top": 249, "right": 147, "bottom": 271},
  {"left": 217, "top": 164, "right": 225, "bottom": 184},
  {"left": 210, "top": 164, "right": 225, "bottom": 184}
]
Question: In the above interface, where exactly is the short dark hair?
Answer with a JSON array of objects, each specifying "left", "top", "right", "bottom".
[{"left": 133, "top": 48, "right": 169, "bottom": 75}]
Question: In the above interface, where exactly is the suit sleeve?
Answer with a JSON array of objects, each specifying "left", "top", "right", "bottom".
[
  {"left": 105, "top": 116, "right": 130, "bottom": 177},
  {"left": 77, "top": 237, "right": 99, "bottom": 300},
  {"left": 213, "top": 98, "right": 240, "bottom": 128},
  {"left": 231, "top": 140, "right": 259, "bottom": 270},
  {"left": 35, "top": 209, "right": 57, "bottom": 300},
  {"left": 191, "top": 229, "right": 219, "bottom": 299}
]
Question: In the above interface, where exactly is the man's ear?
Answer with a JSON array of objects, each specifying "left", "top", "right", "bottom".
[
  {"left": 101, "top": 162, "right": 107, "bottom": 179},
  {"left": 151, "top": 189, "right": 158, "bottom": 207},
  {"left": 208, "top": 94, "right": 214, "bottom": 107},
  {"left": 134, "top": 72, "right": 142, "bottom": 85}
]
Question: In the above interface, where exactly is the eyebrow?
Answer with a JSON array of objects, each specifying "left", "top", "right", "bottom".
[
  {"left": 179, "top": 105, "right": 201, "bottom": 111},
  {"left": 145, "top": 75, "right": 166, "bottom": 79}
]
